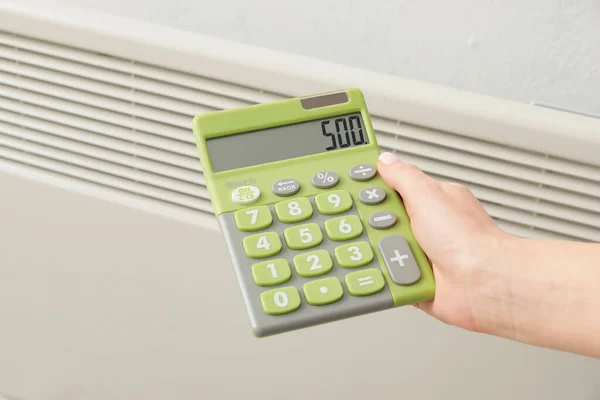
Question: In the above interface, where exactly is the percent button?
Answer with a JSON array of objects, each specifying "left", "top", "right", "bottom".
[{"left": 311, "top": 171, "right": 339, "bottom": 189}]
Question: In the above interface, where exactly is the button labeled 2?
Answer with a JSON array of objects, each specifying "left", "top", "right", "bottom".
[
  {"left": 315, "top": 190, "right": 353, "bottom": 215},
  {"left": 334, "top": 241, "right": 374, "bottom": 268},
  {"left": 275, "top": 198, "right": 313, "bottom": 223},
  {"left": 284, "top": 223, "right": 323, "bottom": 250},
  {"left": 234, "top": 206, "right": 272, "bottom": 231},
  {"left": 324, "top": 215, "right": 363, "bottom": 241},
  {"left": 251, "top": 259, "right": 291, "bottom": 286},
  {"left": 260, "top": 286, "right": 301, "bottom": 315},
  {"left": 243, "top": 232, "right": 282, "bottom": 258},
  {"left": 293, "top": 250, "right": 333, "bottom": 277}
]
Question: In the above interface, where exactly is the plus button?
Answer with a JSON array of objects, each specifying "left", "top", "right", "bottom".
[{"left": 389, "top": 250, "right": 408, "bottom": 267}]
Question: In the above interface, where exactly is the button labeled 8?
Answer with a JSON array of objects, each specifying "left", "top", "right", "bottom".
[
  {"left": 275, "top": 198, "right": 313, "bottom": 223},
  {"left": 315, "top": 190, "right": 353, "bottom": 215}
]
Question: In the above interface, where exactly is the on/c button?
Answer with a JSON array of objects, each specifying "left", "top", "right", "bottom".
[{"left": 232, "top": 185, "right": 260, "bottom": 204}]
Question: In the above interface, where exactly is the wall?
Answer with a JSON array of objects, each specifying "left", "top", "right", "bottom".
[{"left": 46, "top": 0, "right": 600, "bottom": 115}]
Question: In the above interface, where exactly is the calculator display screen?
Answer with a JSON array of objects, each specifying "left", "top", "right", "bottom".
[{"left": 207, "top": 112, "right": 369, "bottom": 172}]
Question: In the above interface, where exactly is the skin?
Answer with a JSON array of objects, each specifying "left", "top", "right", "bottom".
[{"left": 377, "top": 152, "right": 600, "bottom": 359}]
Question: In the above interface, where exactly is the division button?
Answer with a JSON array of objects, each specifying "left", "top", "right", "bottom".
[
  {"left": 311, "top": 171, "right": 339, "bottom": 189},
  {"left": 358, "top": 187, "right": 387, "bottom": 205},
  {"left": 368, "top": 211, "right": 397, "bottom": 229},
  {"left": 378, "top": 235, "right": 421, "bottom": 285},
  {"left": 349, "top": 163, "right": 377, "bottom": 181},
  {"left": 272, "top": 178, "right": 301, "bottom": 197}
]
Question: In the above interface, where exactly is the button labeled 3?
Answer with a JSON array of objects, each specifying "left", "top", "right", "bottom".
[
  {"left": 243, "top": 232, "right": 282, "bottom": 259},
  {"left": 234, "top": 206, "right": 272, "bottom": 231},
  {"left": 334, "top": 241, "right": 374, "bottom": 268},
  {"left": 379, "top": 235, "right": 421, "bottom": 285},
  {"left": 260, "top": 286, "right": 301, "bottom": 315},
  {"left": 345, "top": 268, "right": 385, "bottom": 296},
  {"left": 231, "top": 185, "right": 260, "bottom": 204}
]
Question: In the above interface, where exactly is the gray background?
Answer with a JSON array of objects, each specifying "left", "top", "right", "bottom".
[{"left": 41, "top": 0, "right": 600, "bottom": 115}]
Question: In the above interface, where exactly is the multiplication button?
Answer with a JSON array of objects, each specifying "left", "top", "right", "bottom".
[
  {"left": 358, "top": 187, "right": 386, "bottom": 205},
  {"left": 349, "top": 164, "right": 376, "bottom": 181},
  {"left": 379, "top": 235, "right": 421, "bottom": 285}
]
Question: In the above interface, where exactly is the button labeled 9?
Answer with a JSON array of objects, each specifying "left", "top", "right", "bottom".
[{"left": 315, "top": 190, "right": 353, "bottom": 215}]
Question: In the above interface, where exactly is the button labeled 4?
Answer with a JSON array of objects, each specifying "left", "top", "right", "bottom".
[
  {"left": 243, "top": 232, "right": 282, "bottom": 259},
  {"left": 284, "top": 223, "right": 323, "bottom": 250},
  {"left": 334, "top": 241, "right": 374, "bottom": 268},
  {"left": 234, "top": 206, "right": 272, "bottom": 231},
  {"left": 324, "top": 215, "right": 363, "bottom": 241},
  {"left": 315, "top": 190, "right": 353, "bottom": 215}
]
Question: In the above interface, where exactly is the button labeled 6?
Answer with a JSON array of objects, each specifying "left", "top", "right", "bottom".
[{"left": 324, "top": 215, "right": 363, "bottom": 241}]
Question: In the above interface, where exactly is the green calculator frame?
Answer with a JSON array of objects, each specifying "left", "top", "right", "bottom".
[{"left": 192, "top": 88, "right": 435, "bottom": 337}]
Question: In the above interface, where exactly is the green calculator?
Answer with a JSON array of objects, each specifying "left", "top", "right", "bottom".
[{"left": 192, "top": 88, "right": 435, "bottom": 337}]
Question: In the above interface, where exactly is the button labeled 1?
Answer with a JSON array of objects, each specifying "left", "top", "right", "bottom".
[
  {"left": 379, "top": 235, "right": 421, "bottom": 285},
  {"left": 251, "top": 259, "right": 291, "bottom": 286}
]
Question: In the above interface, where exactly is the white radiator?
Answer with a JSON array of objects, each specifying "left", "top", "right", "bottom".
[{"left": 0, "top": 2, "right": 599, "bottom": 242}]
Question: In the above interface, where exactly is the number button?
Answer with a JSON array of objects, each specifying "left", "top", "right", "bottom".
[
  {"left": 345, "top": 268, "right": 385, "bottom": 296},
  {"left": 314, "top": 190, "right": 353, "bottom": 215},
  {"left": 251, "top": 259, "right": 291, "bottom": 286},
  {"left": 274, "top": 198, "right": 313, "bottom": 223},
  {"left": 303, "top": 277, "right": 344, "bottom": 306},
  {"left": 284, "top": 223, "right": 323, "bottom": 250},
  {"left": 324, "top": 215, "right": 363, "bottom": 241},
  {"left": 260, "top": 286, "right": 301, "bottom": 315},
  {"left": 334, "top": 241, "right": 374, "bottom": 268},
  {"left": 234, "top": 206, "right": 273, "bottom": 232},
  {"left": 242, "top": 232, "right": 282, "bottom": 259},
  {"left": 293, "top": 249, "right": 333, "bottom": 277}
]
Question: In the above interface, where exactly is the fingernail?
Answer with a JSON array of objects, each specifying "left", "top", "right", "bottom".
[{"left": 378, "top": 152, "right": 401, "bottom": 166}]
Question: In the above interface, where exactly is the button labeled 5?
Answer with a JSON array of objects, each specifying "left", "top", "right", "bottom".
[
  {"left": 251, "top": 259, "right": 291, "bottom": 286},
  {"left": 293, "top": 249, "right": 333, "bottom": 277},
  {"left": 315, "top": 190, "right": 353, "bottom": 215},
  {"left": 284, "top": 223, "right": 323, "bottom": 250},
  {"left": 260, "top": 286, "right": 301, "bottom": 315},
  {"left": 334, "top": 241, "right": 374, "bottom": 268},
  {"left": 234, "top": 206, "right": 272, "bottom": 231},
  {"left": 243, "top": 232, "right": 282, "bottom": 259},
  {"left": 275, "top": 198, "right": 313, "bottom": 223},
  {"left": 324, "top": 215, "right": 363, "bottom": 241}
]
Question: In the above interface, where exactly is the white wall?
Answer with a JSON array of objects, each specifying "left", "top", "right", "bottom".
[{"left": 47, "top": 0, "right": 600, "bottom": 115}]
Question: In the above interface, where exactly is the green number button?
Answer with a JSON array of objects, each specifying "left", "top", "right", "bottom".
[
  {"left": 284, "top": 223, "right": 323, "bottom": 250},
  {"left": 293, "top": 249, "right": 333, "bottom": 277},
  {"left": 275, "top": 198, "right": 313, "bottom": 223},
  {"left": 345, "top": 268, "right": 385, "bottom": 296},
  {"left": 234, "top": 206, "right": 272, "bottom": 232},
  {"left": 303, "top": 277, "right": 344, "bottom": 306},
  {"left": 324, "top": 215, "right": 363, "bottom": 241},
  {"left": 260, "top": 286, "right": 301, "bottom": 315},
  {"left": 314, "top": 190, "right": 353, "bottom": 215},
  {"left": 243, "top": 232, "right": 282, "bottom": 259},
  {"left": 334, "top": 241, "right": 374, "bottom": 268},
  {"left": 251, "top": 259, "right": 291, "bottom": 286}
]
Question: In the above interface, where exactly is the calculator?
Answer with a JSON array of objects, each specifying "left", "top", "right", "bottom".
[{"left": 192, "top": 88, "right": 435, "bottom": 337}]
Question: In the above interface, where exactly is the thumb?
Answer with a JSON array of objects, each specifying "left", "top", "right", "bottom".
[{"left": 376, "top": 152, "right": 439, "bottom": 213}]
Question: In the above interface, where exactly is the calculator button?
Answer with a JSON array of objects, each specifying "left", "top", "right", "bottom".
[
  {"left": 324, "top": 215, "right": 363, "bottom": 241},
  {"left": 293, "top": 250, "right": 333, "bottom": 277},
  {"left": 379, "top": 235, "right": 421, "bottom": 285},
  {"left": 234, "top": 206, "right": 273, "bottom": 232},
  {"left": 274, "top": 198, "right": 313, "bottom": 223},
  {"left": 311, "top": 171, "right": 339, "bottom": 189},
  {"left": 358, "top": 187, "right": 387, "bottom": 205},
  {"left": 368, "top": 211, "right": 397, "bottom": 229},
  {"left": 284, "top": 223, "right": 323, "bottom": 250},
  {"left": 260, "top": 286, "right": 301, "bottom": 315},
  {"left": 243, "top": 232, "right": 282, "bottom": 259},
  {"left": 314, "top": 190, "right": 353, "bottom": 215},
  {"left": 251, "top": 259, "right": 291, "bottom": 286},
  {"left": 334, "top": 241, "right": 374, "bottom": 268},
  {"left": 345, "top": 268, "right": 385, "bottom": 296},
  {"left": 303, "top": 277, "right": 344, "bottom": 306},
  {"left": 231, "top": 185, "right": 260, "bottom": 204},
  {"left": 349, "top": 164, "right": 377, "bottom": 181},
  {"left": 272, "top": 178, "right": 300, "bottom": 197}
]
